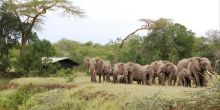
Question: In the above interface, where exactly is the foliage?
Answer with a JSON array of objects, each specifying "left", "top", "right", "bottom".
[
  {"left": 0, "top": 84, "right": 44, "bottom": 110},
  {"left": 3, "top": 0, "right": 84, "bottom": 55},
  {"left": 54, "top": 38, "right": 115, "bottom": 69},
  {"left": 15, "top": 35, "right": 56, "bottom": 76},
  {"left": 142, "top": 22, "right": 195, "bottom": 64},
  {"left": 0, "top": 2, "right": 20, "bottom": 72},
  {"left": 0, "top": 55, "right": 10, "bottom": 72},
  {"left": 119, "top": 35, "right": 145, "bottom": 64}
]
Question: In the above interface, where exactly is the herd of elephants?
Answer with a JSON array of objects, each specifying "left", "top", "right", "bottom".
[{"left": 83, "top": 57, "right": 217, "bottom": 87}]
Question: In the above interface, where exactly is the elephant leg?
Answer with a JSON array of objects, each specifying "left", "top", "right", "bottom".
[
  {"left": 107, "top": 75, "right": 111, "bottom": 82},
  {"left": 93, "top": 72, "right": 97, "bottom": 82},
  {"left": 124, "top": 74, "right": 128, "bottom": 84},
  {"left": 91, "top": 74, "right": 93, "bottom": 82},
  {"left": 183, "top": 78, "right": 187, "bottom": 87},
  {"left": 161, "top": 75, "right": 165, "bottom": 86},
  {"left": 173, "top": 77, "right": 177, "bottom": 86},
  {"left": 158, "top": 76, "right": 162, "bottom": 85},
  {"left": 129, "top": 74, "right": 133, "bottom": 84},
  {"left": 145, "top": 79, "right": 148, "bottom": 85},
  {"left": 168, "top": 74, "right": 172, "bottom": 86},
  {"left": 106, "top": 74, "right": 109, "bottom": 82},
  {"left": 103, "top": 74, "right": 106, "bottom": 82},
  {"left": 188, "top": 80, "right": 191, "bottom": 87},
  {"left": 113, "top": 76, "right": 116, "bottom": 83},
  {"left": 168, "top": 79, "right": 172, "bottom": 86},
  {"left": 142, "top": 79, "right": 145, "bottom": 85},
  {"left": 98, "top": 74, "right": 101, "bottom": 83},
  {"left": 152, "top": 76, "right": 156, "bottom": 84},
  {"left": 148, "top": 74, "right": 152, "bottom": 86},
  {"left": 177, "top": 75, "right": 181, "bottom": 86},
  {"left": 199, "top": 74, "right": 207, "bottom": 87},
  {"left": 193, "top": 73, "right": 201, "bottom": 87}
]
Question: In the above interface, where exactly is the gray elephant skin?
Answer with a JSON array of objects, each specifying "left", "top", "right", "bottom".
[
  {"left": 177, "top": 57, "right": 215, "bottom": 87},
  {"left": 149, "top": 60, "right": 169, "bottom": 85},
  {"left": 113, "top": 63, "right": 124, "bottom": 83},
  {"left": 123, "top": 62, "right": 146, "bottom": 85},
  {"left": 179, "top": 68, "right": 194, "bottom": 87},
  {"left": 83, "top": 57, "right": 112, "bottom": 83},
  {"left": 156, "top": 62, "right": 178, "bottom": 86}
]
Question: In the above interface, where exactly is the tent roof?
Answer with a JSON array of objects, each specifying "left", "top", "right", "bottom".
[{"left": 42, "top": 57, "right": 79, "bottom": 65}]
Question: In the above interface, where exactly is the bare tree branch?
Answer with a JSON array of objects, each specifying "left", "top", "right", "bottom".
[{"left": 119, "top": 27, "right": 147, "bottom": 48}]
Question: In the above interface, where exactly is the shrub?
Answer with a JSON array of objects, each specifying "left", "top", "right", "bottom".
[{"left": 0, "top": 84, "right": 45, "bottom": 110}]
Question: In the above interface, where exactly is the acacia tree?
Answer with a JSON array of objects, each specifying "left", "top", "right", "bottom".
[
  {"left": 3, "top": 0, "right": 84, "bottom": 54},
  {"left": 116, "top": 18, "right": 171, "bottom": 63}
]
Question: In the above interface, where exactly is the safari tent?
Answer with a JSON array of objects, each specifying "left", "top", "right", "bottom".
[{"left": 42, "top": 57, "right": 79, "bottom": 69}]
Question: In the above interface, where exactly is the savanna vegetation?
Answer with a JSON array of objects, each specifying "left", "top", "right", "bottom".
[{"left": 0, "top": 0, "right": 220, "bottom": 110}]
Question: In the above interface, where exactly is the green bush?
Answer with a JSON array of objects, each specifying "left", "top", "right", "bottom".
[
  {"left": 56, "top": 68, "right": 75, "bottom": 77},
  {"left": 0, "top": 84, "right": 45, "bottom": 110},
  {"left": 0, "top": 55, "right": 10, "bottom": 72}
]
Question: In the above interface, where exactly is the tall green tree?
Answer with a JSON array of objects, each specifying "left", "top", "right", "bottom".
[
  {"left": 142, "top": 20, "right": 195, "bottom": 63},
  {"left": 16, "top": 34, "right": 55, "bottom": 76},
  {"left": 0, "top": 3, "right": 20, "bottom": 72}
]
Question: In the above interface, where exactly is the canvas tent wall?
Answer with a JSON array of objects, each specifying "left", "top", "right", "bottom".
[{"left": 42, "top": 57, "right": 79, "bottom": 69}]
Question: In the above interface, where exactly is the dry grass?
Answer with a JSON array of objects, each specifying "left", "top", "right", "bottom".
[
  {"left": 7, "top": 75, "right": 207, "bottom": 98},
  {"left": 0, "top": 74, "right": 219, "bottom": 110}
]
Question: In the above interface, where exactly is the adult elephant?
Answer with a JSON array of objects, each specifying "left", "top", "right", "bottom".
[
  {"left": 179, "top": 68, "right": 194, "bottom": 87},
  {"left": 113, "top": 63, "right": 124, "bottom": 83},
  {"left": 150, "top": 60, "right": 169, "bottom": 85},
  {"left": 177, "top": 57, "right": 216, "bottom": 87},
  {"left": 156, "top": 62, "right": 178, "bottom": 86},
  {"left": 123, "top": 62, "right": 146, "bottom": 85},
  {"left": 83, "top": 57, "right": 111, "bottom": 83}
]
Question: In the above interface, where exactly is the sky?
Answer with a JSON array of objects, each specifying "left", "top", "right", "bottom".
[{"left": 38, "top": 0, "right": 220, "bottom": 44}]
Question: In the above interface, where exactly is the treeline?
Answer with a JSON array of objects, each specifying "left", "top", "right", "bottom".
[
  {"left": 1, "top": 0, "right": 220, "bottom": 76},
  {"left": 54, "top": 25, "right": 220, "bottom": 68}
]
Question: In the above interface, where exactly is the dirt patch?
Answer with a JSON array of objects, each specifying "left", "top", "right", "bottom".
[
  {"left": 0, "top": 72, "right": 20, "bottom": 78},
  {"left": 0, "top": 85, "right": 8, "bottom": 90}
]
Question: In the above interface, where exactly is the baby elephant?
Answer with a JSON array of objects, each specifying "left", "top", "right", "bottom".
[
  {"left": 117, "top": 75, "right": 125, "bottom": 83},
  {"left": 179, "top": 69, "right": 194, "bottom": 87}
]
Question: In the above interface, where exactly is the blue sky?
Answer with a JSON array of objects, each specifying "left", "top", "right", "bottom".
[{"left": 38, "top": 0, "right": 220, "bottom": 44}]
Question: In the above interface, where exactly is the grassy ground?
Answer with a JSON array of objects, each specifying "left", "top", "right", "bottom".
[
  {"left": 0, "top": 74, "right": 219, "bottom": 110},
  {"left": 0, "top": 78, "right": 11, "bottom": 90}
]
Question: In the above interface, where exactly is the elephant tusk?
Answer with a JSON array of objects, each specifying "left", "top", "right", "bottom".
[
  {"left": 206, "top": 70, "right": 213, "bottom": 76},
  {"left": 89, "top": 69, "right": 90, "bottom": 73},
  {"left": 93, "top": 70, "right": 96, "bottom": 73}
]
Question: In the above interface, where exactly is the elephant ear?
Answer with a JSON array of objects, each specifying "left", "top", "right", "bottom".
[
  {"left": 96, "top": 58, "right": 103, "bottom": 64},
  {"left": 83, "top": 57, "right": 90, "bottom": 68},
  {"left": 117, "top": 63, "right": 124, "bottom": 74},
  {"left": 200, "top": 57, "right": 211, "bottom": 67}
]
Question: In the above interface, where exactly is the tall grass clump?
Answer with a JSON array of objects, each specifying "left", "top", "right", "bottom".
[
  {"left": 127, "top": 81, "right": 220, "bottom": 110},
  {"left": 0, "top": 84, "right": 45, "bottom": 110}
]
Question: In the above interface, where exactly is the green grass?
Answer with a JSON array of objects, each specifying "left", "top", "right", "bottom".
[{"left": 0, "top": 74, "right": 219, "bottom": 110}]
